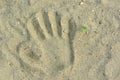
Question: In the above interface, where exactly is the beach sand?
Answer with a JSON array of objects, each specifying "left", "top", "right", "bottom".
[{"left": 0, "top": 0, "right": 120, "bottom": 80}]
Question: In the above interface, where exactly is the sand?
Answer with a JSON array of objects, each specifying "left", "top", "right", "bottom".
[{"left": 0, "top": 0, "right": 120, "bottom": 80}]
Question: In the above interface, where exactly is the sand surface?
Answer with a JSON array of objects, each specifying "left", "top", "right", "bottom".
[{"left": 0, "top": 0, "right": 120, "bottom": 80}]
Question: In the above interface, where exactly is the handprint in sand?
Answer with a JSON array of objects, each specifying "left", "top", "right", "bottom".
[{"left": 18, "top": 11, "right": 76, "bottom": 75}]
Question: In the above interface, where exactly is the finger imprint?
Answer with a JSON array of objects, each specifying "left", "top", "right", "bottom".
[
  {"left": 48, "top": 11, "right": 58, "bottom": 37},
  {"left": 36, "top": 12, "right": 51, "bottom": 39},
  {"left": 61, "top": 15, "right": 69, "bottom": 40}
]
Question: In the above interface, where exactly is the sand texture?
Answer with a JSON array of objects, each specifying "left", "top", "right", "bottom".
[{"left": 0, "top": 0, "right": 120, "bottom": 80}]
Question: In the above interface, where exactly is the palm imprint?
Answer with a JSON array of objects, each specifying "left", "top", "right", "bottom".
[{"left": 18, "top": 11, "right": 76, "bottom": 76}]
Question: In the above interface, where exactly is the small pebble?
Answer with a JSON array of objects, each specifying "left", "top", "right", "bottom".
[
  {"left": 92, "top": 10, "right": 95, "bottom": 12},
  {"left": 79, "top": 1, "right": 84, "bottom": 5},
  {"left": 80, "top": 2, "right": 84, "bottom": 5}
]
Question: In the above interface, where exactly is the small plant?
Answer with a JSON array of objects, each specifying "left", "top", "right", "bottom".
[{"left": 81, "top": 26, "right": 87, "bottom": 32}]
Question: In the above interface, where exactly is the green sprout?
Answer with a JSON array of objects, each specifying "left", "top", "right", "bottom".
[{"left": 81, "top": 26, "right": 87, "bottom": 32}]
